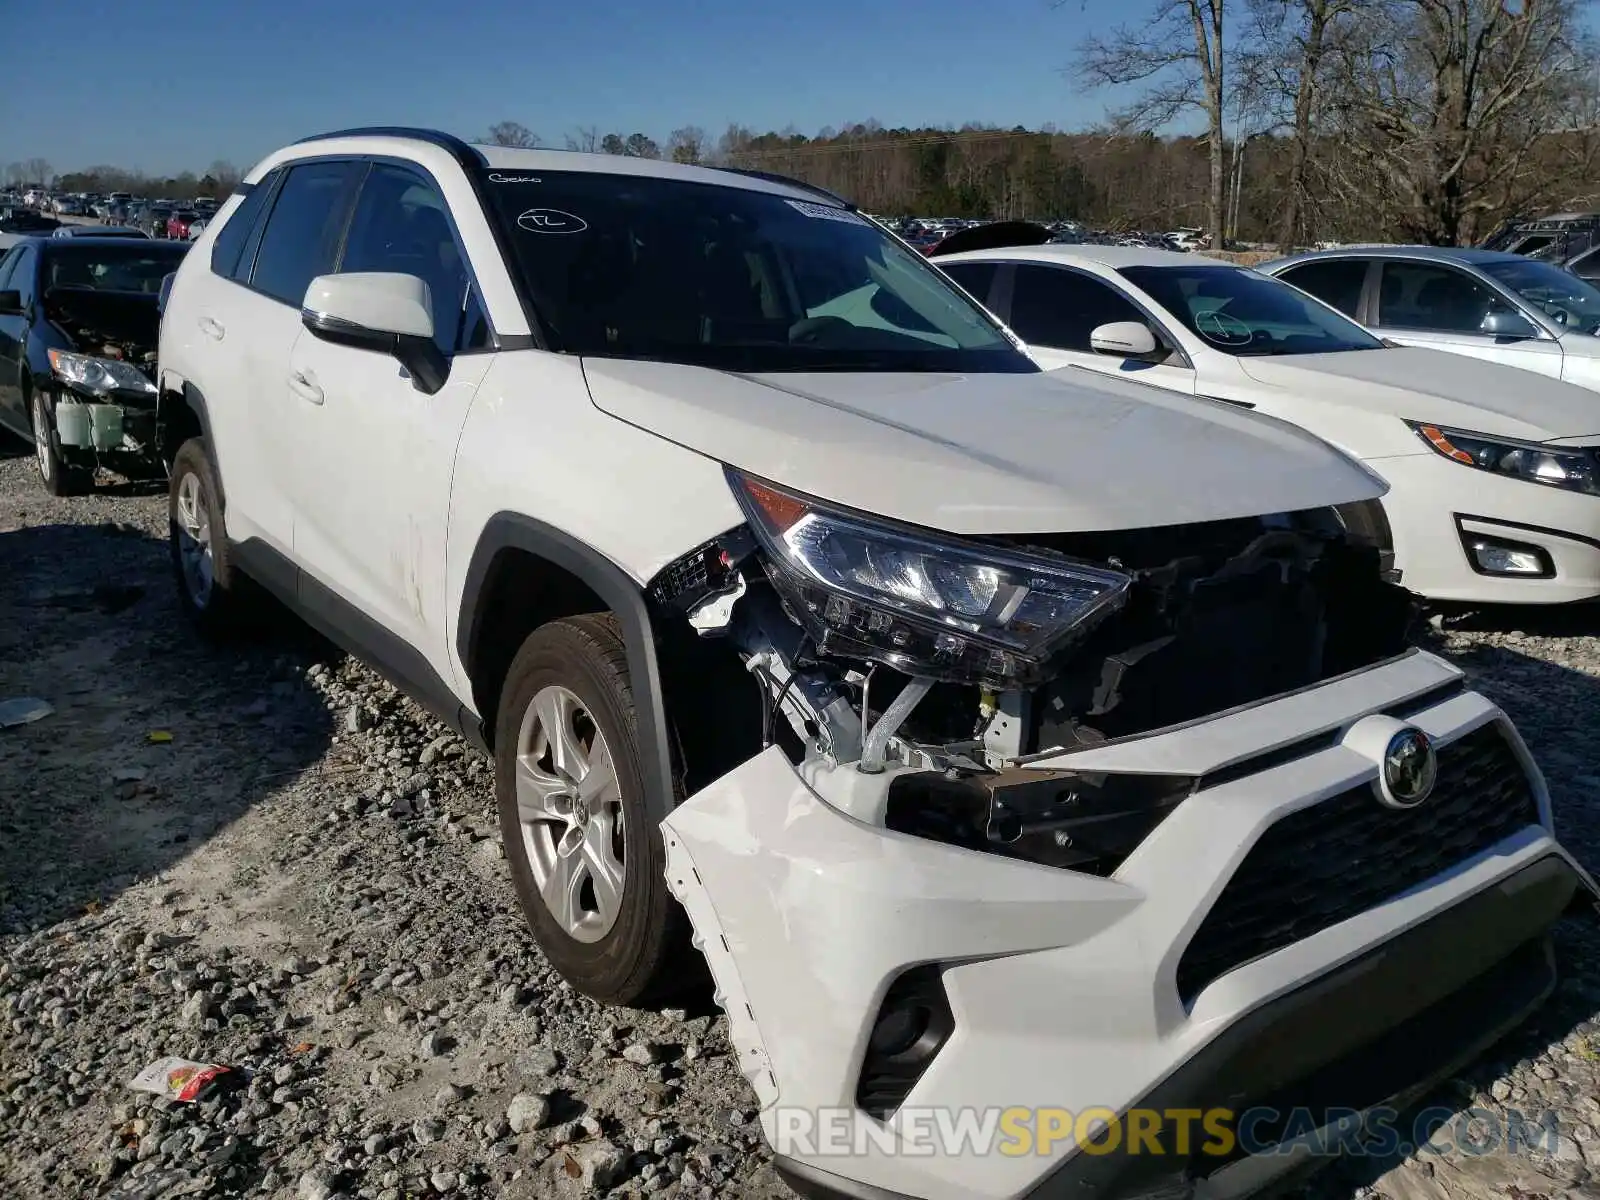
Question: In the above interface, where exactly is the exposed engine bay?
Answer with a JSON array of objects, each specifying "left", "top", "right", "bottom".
[
  {"left": 652, "top": 470, "right": 1415, "bottom": 876},
  {"left": 44, "top": 287, "right": 162, "bottom": 459}
]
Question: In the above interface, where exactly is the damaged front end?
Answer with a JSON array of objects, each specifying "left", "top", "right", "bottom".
[
  {"left": 655, "top": 468, "right": 1415, "bottom": 848},
  {"left": 44, "top": 288, "right": 162, "bottom": 466},
  {"left": 642, "top": 471, "right": 1596, "bottom": 1200}
]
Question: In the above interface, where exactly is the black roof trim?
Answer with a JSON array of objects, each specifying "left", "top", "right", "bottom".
[
  {"left": 291, "top": 127, "right": 488, "bottom": 170},
  {"left": 716, "top": 168, "right": 856, "bottom": 211}
]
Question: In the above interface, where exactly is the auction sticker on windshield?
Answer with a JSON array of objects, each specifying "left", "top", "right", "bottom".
[{"left": 787, "top": 199, "right": 869, "bottom": 225}]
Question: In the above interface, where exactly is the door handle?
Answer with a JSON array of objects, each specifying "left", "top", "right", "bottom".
[
  {"left": 288, "top": 370, "right": 324, "bottom": 405},
  {"left": 197, "top": 316, "right": 225, "bottom": 341}
]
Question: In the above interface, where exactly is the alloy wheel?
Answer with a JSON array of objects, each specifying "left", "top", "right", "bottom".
[
  {"left": 173, "top": 471, "right": 214, "bottom": 609},
  {"left": 514, "top": 685, "right": 626, "bottom": 942}
]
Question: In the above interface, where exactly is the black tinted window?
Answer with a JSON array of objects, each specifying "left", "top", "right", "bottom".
[
  {"left": 249, "top": 161, "right": 357, "bottom": 306},
  {"left": 1377, "top": 262, "right": 1496, "bottom": 332},
  {"left": 339, "top": 164, "right": 480, "bottom": 354},
  {"left": 210, "top": 174, "right": 276, "bottom": 280},
  {"left": 477, "top": 169, "right": 1028, "bottom": 373},
  {"left": 939, "top": 261, "right": 999, "bottom": 306},
  {"left": 1007, "top": 265, "right": 1145, "bottom": 351},
  {"left": 1278, "top": 259, "right": 1368, "bottom": 317},
  {"left": 0, "top": 247, "right": 19, "bottom": 291},
  {"left": 13, "top": 248, "right": 37, "bottom": 305}
]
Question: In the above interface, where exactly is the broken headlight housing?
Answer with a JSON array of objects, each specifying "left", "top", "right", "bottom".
[
  {"left": 729, "top": 468, "right": 1132, "bottom": 685},
  {"left": 48, "top": 348, "right": 156, "bottom": 397}
]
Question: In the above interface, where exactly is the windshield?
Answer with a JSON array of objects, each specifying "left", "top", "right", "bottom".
[
  {"left": 1479, "top": 258, "right": 1600, "bottom": 335},
  {"left": 478, "top": 169, "right": 1033, "bottom": 372},
  {"left": 1119, "top": 265, "right": 1385, "bottom": 356},
  {"left": 45, "top": 243, "right": 188, "bottom": 293}
]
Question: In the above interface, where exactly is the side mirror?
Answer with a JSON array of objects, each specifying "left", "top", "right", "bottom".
[
  {"left": 0, "top": 289, "right": 22, "bottom": 316},
  {"left": 1089, "top": 320, "right": 1161, "bottom": 358},
  {"left": 301, "top": 272, "right": 447, "bottom": 394},
  {"left": 1480, "top": 304, "right": 1537, "bottom": 340}
]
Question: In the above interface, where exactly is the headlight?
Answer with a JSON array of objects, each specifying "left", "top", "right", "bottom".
[
  {"left": 1409, "top": 422, "right": 1600, "bottom": 497},
  {"left": 47, "top": 348, "right": 156, "bottom": 397},
  {"left": 728, "top": 468, "right": 1131, "bottom": 684}
]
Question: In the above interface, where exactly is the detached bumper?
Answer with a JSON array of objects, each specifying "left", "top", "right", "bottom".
[{"left": 661, "top": 650, "right": 1599, "bottom": 1200}]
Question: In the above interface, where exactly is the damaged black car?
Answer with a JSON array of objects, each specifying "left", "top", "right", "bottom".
[{"left": 0, "top": 235, "right": 189, "bottom": 495}]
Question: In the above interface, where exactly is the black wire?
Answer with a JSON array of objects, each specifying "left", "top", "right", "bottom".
[{"left": 759, "top": 634, "right": 813, "bottom": 749}]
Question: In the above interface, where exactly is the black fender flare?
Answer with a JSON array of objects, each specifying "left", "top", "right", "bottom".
[
  {"left": 158, "top": 380, "right": 221, "bottom": 501},
  {"left": 457, "top": 513, "right": 676, "bottom": 824}
]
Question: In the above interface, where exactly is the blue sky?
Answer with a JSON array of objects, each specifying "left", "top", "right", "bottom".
[{"left": 7, "top": 0, "right": 1138, "bottom": 176}]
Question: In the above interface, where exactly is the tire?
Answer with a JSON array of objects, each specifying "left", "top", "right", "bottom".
[
  {"left": 495, "top": 614, "right": 688, "bottom": 1006},
  {"left": 29, "top": 387, "right": 92, "bottom": 496},
  {"left": 168, "top": 437, "right": 259, "bottom": 638}
]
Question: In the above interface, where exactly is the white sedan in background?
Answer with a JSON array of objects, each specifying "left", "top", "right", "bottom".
[
  {"left": 1260, "top": 246, "right": 1600, "bottom": 393},
  {"left": 931, "top": 236, "right": 1600, "bottom": 606}
]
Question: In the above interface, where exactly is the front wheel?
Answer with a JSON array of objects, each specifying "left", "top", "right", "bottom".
[
  {"left": 495, "top": 614, "right": 688, "bottom": 1005},
  {"left": 30, "top": 388, "right": 92, "bottom": 496}
]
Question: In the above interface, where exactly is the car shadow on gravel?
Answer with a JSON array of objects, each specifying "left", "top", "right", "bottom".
[{"left": 0, "top": 520, "right": 335, "bottom": 935}]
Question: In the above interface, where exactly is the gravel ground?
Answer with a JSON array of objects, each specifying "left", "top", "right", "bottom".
[{"left": 2, "top": 441, "right": 1599, "bottom": 1200}]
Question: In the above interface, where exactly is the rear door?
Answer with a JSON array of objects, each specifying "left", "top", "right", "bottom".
[
  {"left": 999, "top": 263, "right": 1197, "bottom": 393},
  {"left": 177, "top": 162, "right": 360, "bottom": 561},
  {"left": 1368, "top": 260, "right": 1565, "bottom": 379}
]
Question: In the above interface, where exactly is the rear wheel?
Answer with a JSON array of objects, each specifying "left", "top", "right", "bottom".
[
  {"left": 30, "top": 388, "right": 92, "bottom": 497},
  {"left": 495, "top": 614, "right": 688, "bottom": 1005},
  {"left": 168, "top": 437, "right": 260, "bottom": 638}
]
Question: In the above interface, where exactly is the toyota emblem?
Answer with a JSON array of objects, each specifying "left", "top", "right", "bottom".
[{"left": 1375, "top": 727, "right": 1438, "bottom": 810}]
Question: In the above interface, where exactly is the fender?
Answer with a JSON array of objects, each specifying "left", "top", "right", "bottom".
[
  {"left": 157, "top": 374, "right": 220, "bottom": 500},
  {"left": 457, "top": 513, "right": 676, "bottom": 825}
]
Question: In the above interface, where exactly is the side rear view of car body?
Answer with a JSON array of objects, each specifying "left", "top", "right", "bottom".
[{"left": 154, "top": 128, "right": 1598, "bottom": 1200}]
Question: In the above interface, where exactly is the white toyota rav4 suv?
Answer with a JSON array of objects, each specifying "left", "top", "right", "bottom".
[{"left": 156, "top": 128, "right": 1596, "bottom": 1200}]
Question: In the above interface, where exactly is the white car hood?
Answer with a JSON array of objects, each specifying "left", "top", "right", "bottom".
[
  {"left": 582, "top": 360, "right": 1384, "bottom": 535},
  {"left": 1234, "top": 347, "right": 1600, "bottom": 442}
]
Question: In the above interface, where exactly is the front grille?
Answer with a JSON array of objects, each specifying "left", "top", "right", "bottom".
[{"left": 1175, "top": 723, "right": 1540, "bottom": 1002}]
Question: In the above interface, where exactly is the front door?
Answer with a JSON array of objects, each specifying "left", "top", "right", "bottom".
[{"left": 1369, "top": 260, "right": 1564, "bottom": 379}]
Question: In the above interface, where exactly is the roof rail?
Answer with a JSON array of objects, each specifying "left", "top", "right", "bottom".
[
  {"left": 292, "top": 127, "right": 487, "bottom": 170},
  {"left": 716, "top": 167, "right": 856, "bottom": 210}
]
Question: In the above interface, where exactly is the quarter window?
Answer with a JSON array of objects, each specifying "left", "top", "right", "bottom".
[
  {"left": 248, "top": 161, "right": 358, "bottom": 306},
  {"left": 0, "top": 247, "right": 20, "bottom": 291},
  {"left": 209, "top": 172, "right": 277, "bottom": 281},
  {"left": 1006, "top": 265, "right": 1147, "bottom": 352},
  {"left": 337, "top": 164, "right": 485, "bottom": 353},
  {"left": 1376, "top": 263, "right": 1497, "bottom": 333}
]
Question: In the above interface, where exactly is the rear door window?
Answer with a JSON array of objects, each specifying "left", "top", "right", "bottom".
[
  {"left": 938, "top": 261, "right": 1000, "bottom": 308},
  {"left": 247, "top": 161, "right": 359, "bottom": 306},
  {"left": 1277, "top": 259, "right": 1370, "bottom": 318}
]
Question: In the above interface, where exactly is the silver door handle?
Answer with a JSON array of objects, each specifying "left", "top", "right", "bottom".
[
  {"left": 198, "top": 316, "right": 225, "bottom": 341},
  {"left": 288, "top": 370, "right": 324, "bottom": 405}
]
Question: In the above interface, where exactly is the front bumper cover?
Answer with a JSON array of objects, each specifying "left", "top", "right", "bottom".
[{"left": 661, "top": 649, "right": 1600, "bottom": 1200}]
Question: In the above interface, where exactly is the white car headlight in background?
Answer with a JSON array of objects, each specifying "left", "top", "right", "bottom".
[
  {"left": 47, "top": 348, "right": 156, "bottom": 397},
  {"left": 729, "top": 468, "right": 1131, "bottom": 684},
  {"left": 1410, "top": 422, "right": 1600, "bottom": 497}
]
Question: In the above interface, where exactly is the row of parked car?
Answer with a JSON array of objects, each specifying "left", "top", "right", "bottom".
[{"left": 2, "top": 130, "right": 1598, "bottom": 1200}]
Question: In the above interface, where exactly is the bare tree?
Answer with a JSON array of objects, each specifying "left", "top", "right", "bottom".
[
  {"left": 4, "top": 162, "right": 22, "bottom": 186},
  {"left": 207, "top": 160, "right": 243, "bottom": 191},
  {"left": 668, "top": 126, "right": 707, "bottom": 165},
  {"left": 565, "top": 126, "right": 602, "bottom": 152},
  {"left": 1070, "top": 0, "right": 1228, "bottom": 240},
  {"left": 1320, "top": 0, "right": 1597, "bottom": 243},
  {"left": 22, "top": 158, "right": 52, "bottom": 186},
  {"left": 486, "top": 121, "right": 541, "bottom": 148}
]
